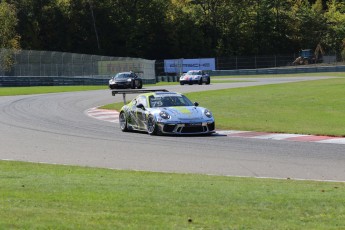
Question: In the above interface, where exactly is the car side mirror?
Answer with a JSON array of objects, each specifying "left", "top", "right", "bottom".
[
  {"left": 136, "top": 103, "right": 145, "bottom": 110},
  {"left": 194, "top": 102, "right": 199, "bottom": 107}
]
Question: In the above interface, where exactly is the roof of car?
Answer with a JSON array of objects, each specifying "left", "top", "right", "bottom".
[{"left": 140, "top": 91, "right": 182, "bottom": 97}]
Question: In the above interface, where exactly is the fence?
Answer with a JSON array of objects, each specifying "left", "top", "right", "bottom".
[
  {"left": 1, "top": 49, "right": 344, "bottom": 86},
  {"left": 0, "top": 50, "right": 156, "bottom": 82}
]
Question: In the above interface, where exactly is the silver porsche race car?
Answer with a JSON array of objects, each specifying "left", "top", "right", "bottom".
[
  {"left": 179, "top": 70, "right": 210, "bottom": 85},
  {"left": 118, "top": 91, "right": 215, "bottom": 135}
]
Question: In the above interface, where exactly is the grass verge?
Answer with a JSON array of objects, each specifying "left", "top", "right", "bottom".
[
  {"left": 0, "top": 80, "right": 245, "bottom": 96},
  {"left": 0, "top": 160, "right": 344, "bottom": 229},
  {"left": 2, "top": 72, "right": 344, "bottom": 96},
  {"left": 0, "top": 83, "right": 179, "bottom": 96},
  {"left": 0, "top": 85, "right": 108, "bottom": 96},
  {"left": 213, "top": 72, "right": 345, "bottom": 78}
]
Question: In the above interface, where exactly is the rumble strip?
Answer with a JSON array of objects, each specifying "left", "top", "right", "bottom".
[{"left": 86, "top": 108, "right": 345, "bottom": 145}]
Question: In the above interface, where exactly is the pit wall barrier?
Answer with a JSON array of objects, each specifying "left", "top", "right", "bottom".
[{"left": 211, "top": 65, "right": 345, "bottom": 76}]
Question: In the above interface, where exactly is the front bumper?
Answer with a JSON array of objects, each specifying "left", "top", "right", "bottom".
[
  {"left": 157, "top": 121, "right": 215, "bottom": 135},
  {"left": 179, "top": 79, "right": 200, "bottom": 84},
  {"left": 109, "top": 82, "right": 131, "bottom": 89}
]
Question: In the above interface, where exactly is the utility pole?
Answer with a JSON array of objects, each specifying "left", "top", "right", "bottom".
[{"left": 88, "top": 0, "right": 101, "bottom": 52}]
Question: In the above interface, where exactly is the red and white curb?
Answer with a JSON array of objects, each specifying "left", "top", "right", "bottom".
[
  {"left": 86, "top": 108, "right": 345, "bottom": 145},
  {"left": 216, "top": 130, "right": 345, "bottom": 145},
  {"left": 86, "top": 107, "right": 119, "bottom": 123}
]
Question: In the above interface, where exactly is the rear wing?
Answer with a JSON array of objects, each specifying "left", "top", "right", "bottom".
[{"left": 111, "top": 89, "right": 169, "bottom": 104}]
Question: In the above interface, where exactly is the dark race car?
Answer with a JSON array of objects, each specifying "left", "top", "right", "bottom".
[{"left": 109, "top": 71, "right": 143, "bottom": 89}]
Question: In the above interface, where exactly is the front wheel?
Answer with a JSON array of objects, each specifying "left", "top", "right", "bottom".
[
  {"left": 130, "top": 80, "right": 135, "bottom": 89},
  {"left": 136, "top": 80, "right": 143, "bottom": 89},
  {"left": 147, "top": 115, "right": 160, "bottom": 135},
  {"left": 206, "top": 77, "right": 210, "bottom": 85},
  {"left": 119, "top": 112, "right": 128, "bottom": 132}
]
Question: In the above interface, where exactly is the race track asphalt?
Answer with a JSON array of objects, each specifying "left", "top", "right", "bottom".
[{"left": 1, "top": 76, "right": 344, "bottom": 182}]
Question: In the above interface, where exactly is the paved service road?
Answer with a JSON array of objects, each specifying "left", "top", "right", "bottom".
[{"left": 1, "top": 76, "right": 344, "bottom": 182}]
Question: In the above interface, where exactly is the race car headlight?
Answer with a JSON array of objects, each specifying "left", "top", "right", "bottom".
[
  {"left": 127, "top": 78, "right": 132, "bottom": 82},
  {"left": 159, "top": 111, "right": 170, "bottom": 119},
  {"left": 204, "top": 109, "right": 212, "bottom": 118}
]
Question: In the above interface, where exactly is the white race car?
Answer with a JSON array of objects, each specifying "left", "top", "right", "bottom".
[{"left": 179, "top": 70, "right": 210, "bottom": 85}]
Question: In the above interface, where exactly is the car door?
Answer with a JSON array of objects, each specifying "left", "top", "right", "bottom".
[
  {"left": 201, "top": 70, "right": 207, "bottom": 82},
  {"left": 127, "top": 98, "right": 140, "bottom": 129},
  {"left": 135, "top": 96, "right": 148, "bottom": 130}
]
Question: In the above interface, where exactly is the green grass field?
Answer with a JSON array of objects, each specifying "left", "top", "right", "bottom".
[
  {"left": 212, "top": 72, "right": 345, "bottom": 78},
  {"left": 1, "top": 73, "right": 345, "bottom": 228},
  {"left": 1, "top": 161, "right": 344, "bottom": 229},
  {"left": 188, "top": 78, "right": 345, "bottom": 136}
]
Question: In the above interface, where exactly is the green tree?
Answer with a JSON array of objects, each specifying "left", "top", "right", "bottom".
[
  {"left": 0, "top": 1, "right": 20, "bottom": 71},
  {"left": 7, "top": 0, "right": 69, "bottom": 51},
  {"left": 189, "top": 0, "right": 226, "bottom": 56},
  {"left": 57, "top": 0, "right": 101, "bottom": 54},
  {"left": 215, "top": 0, "right": 254, "bottom": 56},
  {"left": 324, "top": 0, "right": 345, "bottom": 54},
  {"left": 2, "top": 0, "right": 344, "bottom": 60},
  {"left": 288, "top": 0, "right": 327, "bottom": 50},
  {"left": 115, "top": 0, "right": 171, "bottom": 59},
  {"left": 250, "top": 0, "right": 291, "bottom": 55},
  {"left": 166, "top": 0, "right": 208, "bottom": 58}
]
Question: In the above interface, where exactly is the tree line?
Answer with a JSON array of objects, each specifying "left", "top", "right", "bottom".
[{"left": 1, "top": 0, "right": 345, "bottom": 61}]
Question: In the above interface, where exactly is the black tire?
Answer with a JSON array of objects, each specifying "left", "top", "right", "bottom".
[
  {"left": 119, "top": 112, "right": 128, "bottom": 132},
  {"left": 136, "top": 80, "right": 143, "bottom": 89},
  {"left": 206, "top": 77, "right": 210, "bottom": 85},
  {"left": 130, "top": 80, "right": 135, "bottom": 89},
  {"left": 198, "top": 79, "right": 202, "bottom": 85},
  {"left": 147, "top": 115, "right": 160, "bottom": 135},
  {"left": 180, "top": 81, "right": 184, "bottom": 85}
]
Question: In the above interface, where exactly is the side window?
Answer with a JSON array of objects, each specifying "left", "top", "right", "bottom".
[{"left": 149, "top": 96, "right": 159, "bottom": 108}]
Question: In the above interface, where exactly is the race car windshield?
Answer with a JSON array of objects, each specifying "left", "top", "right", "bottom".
[
  {"left": 115, "top": 73, "right": 130, "bottom": 79},
  {"left": 187, "top": 71, "right": 201, "bottom": 75},
  {"left": 149, "top": 95, "right": 194, "bottom": 107}
]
